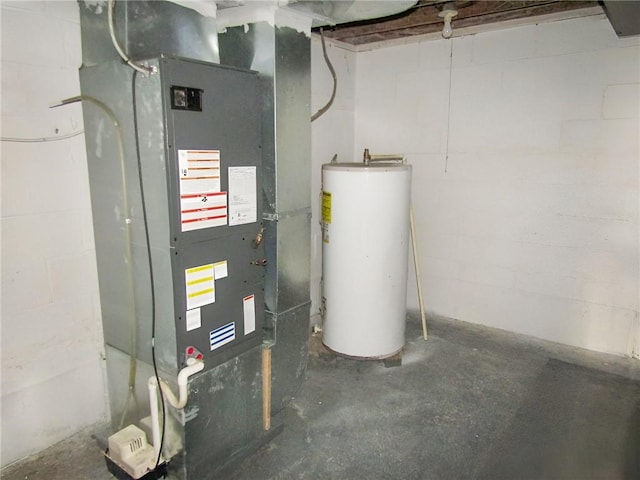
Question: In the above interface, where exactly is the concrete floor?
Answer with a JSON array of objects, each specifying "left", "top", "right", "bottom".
[{"left": 3, "top": 314, "right": 639, "bottom": 480}]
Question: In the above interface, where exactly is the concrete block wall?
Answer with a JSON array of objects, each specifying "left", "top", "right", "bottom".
[
  {"left": 1, "top": 1, "right": 108, "bottom": 467},
  {"left": 351, "top": 14, "right": 639, "bottom": 356}
]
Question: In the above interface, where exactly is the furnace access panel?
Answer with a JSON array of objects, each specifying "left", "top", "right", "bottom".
[{"left": 159, "top": 57, "right": 264, "bottom": 370}]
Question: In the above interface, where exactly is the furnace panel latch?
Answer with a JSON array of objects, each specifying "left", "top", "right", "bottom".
[{"left": 171, "top": 85, "right": 203, "bottom": 112}]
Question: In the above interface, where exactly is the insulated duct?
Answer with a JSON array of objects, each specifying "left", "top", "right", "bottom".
[{"left": 283, "top": 0, "right": 418, "bottom": 26}]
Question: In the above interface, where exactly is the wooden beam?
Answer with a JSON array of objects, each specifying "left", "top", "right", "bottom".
[{"left": 321, "top": 1, "right": 597, "bottom": 45}]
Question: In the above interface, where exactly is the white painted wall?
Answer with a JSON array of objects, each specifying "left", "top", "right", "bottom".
[
  {"left": 351, "top": 15, "right": 640, "bottom": 356},
  {"left": 1, "top": 0, "right": 108, "bottom": 467},
  {"left": 310, "top": 36, "right": 356, "bottom": 318}
]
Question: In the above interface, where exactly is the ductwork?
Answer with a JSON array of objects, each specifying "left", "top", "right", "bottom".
[
  {"left": 166, "top": 0, "right": 418, "bottom": 27},
  {"left": 283, "top": 0, "right": 418, "bottom": 26}
]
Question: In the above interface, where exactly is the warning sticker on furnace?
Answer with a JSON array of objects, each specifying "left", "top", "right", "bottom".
[
  {"left": 185, "top": 264, "right": 215, "bottom": 310},
  {"left": 186, "top": 308, "right": 201, "bottom": 332},
  {"left": 243, "top": 294, "right": 256, "bottom": 335},
  {"left": 178, "top": 149, "right": 227, "bottom": 231},
  {"left": 228, "top": 166, "right": 257, "bottom": 226},
  {"left": 213, "top": 260, "right": 228, "bottom": 279}
]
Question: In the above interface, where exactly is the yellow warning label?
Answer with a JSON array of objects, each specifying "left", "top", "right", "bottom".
[
  {"left": 187, "top": 276, "right": 214, "bottom": 286},
  {"left": 186, "top": 264, "right": 213, "bottom": 274},
  {"left": 322, "top": 191, "right": 332, "bottom": 224},
  {"left": 188, "top": 287, "right": 214, "bottom": 299},
  {"left": 185, "top": 263, "right": 215, "bottom": 310}
]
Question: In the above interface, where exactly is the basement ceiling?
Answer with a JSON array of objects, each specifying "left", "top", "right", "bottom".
[{"left": 314, "top": 1, "right": 601, "bottom": 46}]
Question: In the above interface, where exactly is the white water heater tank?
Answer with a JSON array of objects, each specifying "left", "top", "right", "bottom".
[{"left": 321, "top": 161, "right": 411, "bottom": 358}]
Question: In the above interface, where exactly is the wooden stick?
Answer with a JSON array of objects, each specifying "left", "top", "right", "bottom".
[
  {"left": 262, "top": 347, "right": 272, "bottom": 430},
  {"left": 410, "top": 204, "right": 428, "bottom": 340}
]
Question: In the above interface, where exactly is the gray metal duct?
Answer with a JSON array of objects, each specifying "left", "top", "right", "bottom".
[
  {"left": 79, "top": 0, "right": 220, "bottom": 66},
  {"left": 218, "top": 20, "right": 312, "bottom": 415}
]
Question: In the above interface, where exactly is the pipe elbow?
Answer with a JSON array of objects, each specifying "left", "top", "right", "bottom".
[{"left": 177, "top": 361, "right": 204, "bottom": 387}]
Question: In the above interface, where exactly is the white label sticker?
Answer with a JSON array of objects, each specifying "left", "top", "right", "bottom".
[
  {"left": 213, "top": 260, "right": 228, "bottom": 280},
  {"left": 178, "top": 149, "right": 221, "bottom": 193},
  {"left": 228, "top": 166, "right": 257, "bottom": 226},
  {"left": 185, "top": 264, "right": 215, "bottom": 310},
  {"left": 186, "top": 308, "right": 201, "bottom": 331},
  {"left": 178, "top": 149, "right": 227, "bottom": 231},
  {"left": 243, "top": 294, "right": 256, "bottom": 335}
]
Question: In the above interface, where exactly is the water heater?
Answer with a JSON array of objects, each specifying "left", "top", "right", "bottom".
[{"left": 321, "top": 161, "right": 412, "bottom": 358}]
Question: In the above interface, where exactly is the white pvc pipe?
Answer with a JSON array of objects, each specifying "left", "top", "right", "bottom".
[
  {"left": 148, "top": 380, "right": 162, "bottom": 461},
  {"left": 176, "top": 361, "right": 205, "bottom": 406},
  {"left": 148, "top": 361, "right": 204, "bottom": 460}
]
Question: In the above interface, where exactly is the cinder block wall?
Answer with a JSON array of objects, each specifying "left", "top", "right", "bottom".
[
  {"left": 1, "top": 1, "right": 108, "bottom": 467},
  {"left": 352, "top": 15, "right": 639, "bottom": 355}
]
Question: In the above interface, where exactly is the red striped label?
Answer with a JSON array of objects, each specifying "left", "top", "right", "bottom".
[
  {"left": 181, "top": 206, "right": 226, "bottom": 214},
  {"left": 180, "top": 192, "right": 225, "bottom": 199},
  {"left": 182, "top": 214, "right": 227, "bottom": 224}
]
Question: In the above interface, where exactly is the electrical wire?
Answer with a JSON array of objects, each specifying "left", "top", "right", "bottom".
[
  {"left": 311, "top": 28, "right": 337, "bottom": 122},
  {"left": 0, "top": 130, "right": 84, "bottom": 143},
  {"left": 131, "top": 69, "right": 165, "bottom": 470},
  {"left": 444, "top": 39, "right": 454, "bottom": 173},
  {"left": 108, "top": 0, "right": 155, "bottom": 75}
]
